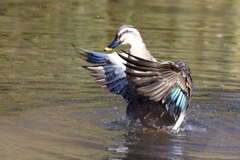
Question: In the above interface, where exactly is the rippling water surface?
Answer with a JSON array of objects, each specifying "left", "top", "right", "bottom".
[{"left": 1, "top": 0, "right": 240, "bottom": 159}]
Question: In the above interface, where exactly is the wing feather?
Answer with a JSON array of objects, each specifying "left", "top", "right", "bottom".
[
  {"left": 72, "top": 45, "right": 133, "bottom": 104},
  {"left": 118, "top": 52, "right": 193, "bottom": 121}
]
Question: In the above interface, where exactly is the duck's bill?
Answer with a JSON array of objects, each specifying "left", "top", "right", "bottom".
[{"left": 104, "top": 36, "right": 122, "bottom": 51}]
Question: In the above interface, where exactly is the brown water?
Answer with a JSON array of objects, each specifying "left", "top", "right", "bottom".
[{"left": 1, "top": 0, "right": 240, "bottom": 159}]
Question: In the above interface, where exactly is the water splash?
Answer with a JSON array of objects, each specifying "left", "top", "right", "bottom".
[{"left": 183, "top": 125, "right": 207, "bottom": 132}]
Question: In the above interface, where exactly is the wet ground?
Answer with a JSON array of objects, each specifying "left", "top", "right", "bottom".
[{"left": 0, "top": 0, "right": 240, "bottom": 159}]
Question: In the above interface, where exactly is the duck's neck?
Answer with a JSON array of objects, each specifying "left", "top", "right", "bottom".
[{"left": 129, "top": 43, "right": 153, "bottom": 61}]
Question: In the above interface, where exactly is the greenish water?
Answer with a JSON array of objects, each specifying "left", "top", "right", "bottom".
[{"left": 0, "top": 0, "right": 240, "bottom": 159}]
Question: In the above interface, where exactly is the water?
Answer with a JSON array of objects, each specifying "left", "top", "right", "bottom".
[{"left": 1, "top": 0, "right": 240, "bottom": 159}]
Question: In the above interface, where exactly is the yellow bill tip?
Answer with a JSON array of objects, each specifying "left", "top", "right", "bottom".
[{"left": 104, "top": 47, "right": 112, "bottom": 51}]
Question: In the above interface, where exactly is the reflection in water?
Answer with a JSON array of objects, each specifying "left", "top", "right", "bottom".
[
  {"left": 105, "top": 118, "right": 203, "bottom": 159},
  {"left": 0, "top": 0, "right": 240, "bottom": 159},
  {"left": 114, "top": 129, "right": 186, "bottom": 159}
]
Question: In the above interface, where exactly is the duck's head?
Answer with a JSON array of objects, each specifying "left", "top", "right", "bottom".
[{"left": 104, "top": 25, "right": 143, "bottom": 51}]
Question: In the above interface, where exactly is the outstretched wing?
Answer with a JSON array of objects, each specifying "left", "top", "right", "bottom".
[
  {"left": 72, "top": 44, "right": 132, "bottom": 104},
  {"left": 117, "top": 52, "right": 193, "bottom": 122}
]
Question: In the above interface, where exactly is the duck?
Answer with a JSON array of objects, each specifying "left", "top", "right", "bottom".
[{"left": 72, "top": 25, "right": 193, "bottom": 131}]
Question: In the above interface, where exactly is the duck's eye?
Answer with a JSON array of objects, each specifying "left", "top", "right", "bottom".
[{"left": 125, "top": 30, "right": 129, "bottom": 33}]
